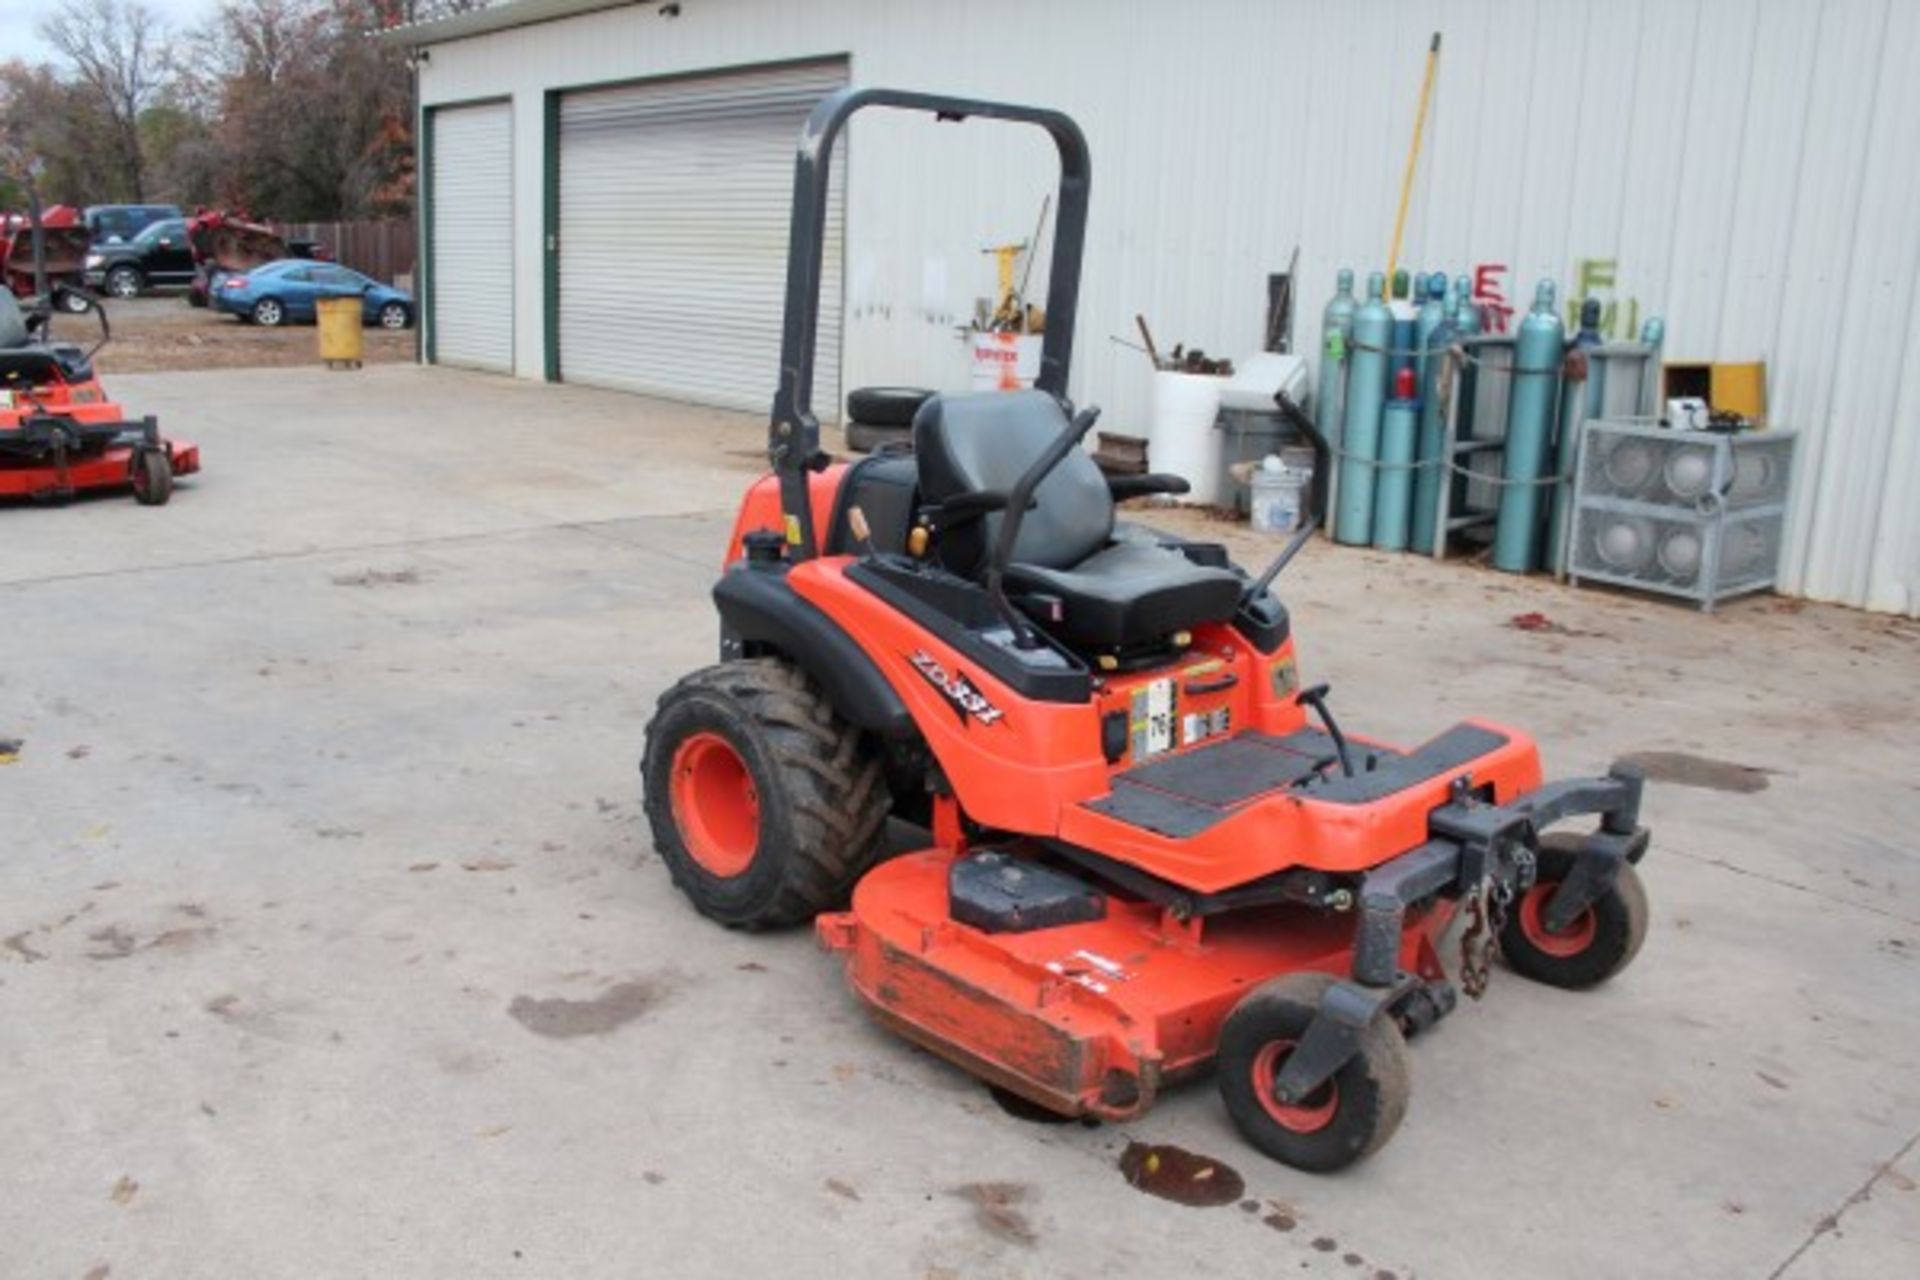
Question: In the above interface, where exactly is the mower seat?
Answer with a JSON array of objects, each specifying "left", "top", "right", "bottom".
[
  {"left": 0, "top": 295, "right": 91, "bottom": 384},
  {"left": 913, "top": 390, "right": 1243, "bottom": 650},
  {"left": 0, "top": 295, "right": 28, "bottom": 349}
]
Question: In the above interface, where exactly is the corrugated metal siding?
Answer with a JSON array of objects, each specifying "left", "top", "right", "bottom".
[
  {"left": 556, "top": 61, "right": 846, "bottom": 413},
  {"left": 420, "top": 0, "right": 1920, "bottom": 614},
  {"left": 429, "top": 102, "right": 515, "bottom": 373}
]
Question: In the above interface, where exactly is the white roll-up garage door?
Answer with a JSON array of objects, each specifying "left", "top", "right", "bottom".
[
  {"left": 557, "top": 61, "right": 847, "bottom": 416},
  {"left": 430, "top": 102, "right": 514, "bottom": 373}
]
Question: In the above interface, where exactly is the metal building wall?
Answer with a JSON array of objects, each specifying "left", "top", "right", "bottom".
[{"left": 419, "top": 0, "right": 1920, "bottom": 615}]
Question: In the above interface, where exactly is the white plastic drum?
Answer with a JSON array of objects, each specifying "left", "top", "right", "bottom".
[{"left": 1148, "top": 370, "right": 1225, "bottom": 505}]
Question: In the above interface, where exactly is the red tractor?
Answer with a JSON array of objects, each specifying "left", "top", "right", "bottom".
[{"left": 641, "top": 89, "right": 1651, "bottom": 1172}]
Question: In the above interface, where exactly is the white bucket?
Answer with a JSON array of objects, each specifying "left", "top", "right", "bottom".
[
  {"left": 1250, "top": 452, "right": 1314, "bottom": 534},
  {"left": 1148, "top": 370, "right": 1225, "bottom": 505},
  {"left": 969, "top": 331, "right": 1043, "bottom": 391}
]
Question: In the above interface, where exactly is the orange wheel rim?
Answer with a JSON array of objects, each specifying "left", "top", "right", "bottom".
[
  {"left": 669, "top": 732, "right": 759, "bottom": 878},
  {"left": 1518, "top": 883, "right": 1597, "bottom": 958},
  {"left": 1252, "top": 1040, "right": 1339, "bottom": 1133}
]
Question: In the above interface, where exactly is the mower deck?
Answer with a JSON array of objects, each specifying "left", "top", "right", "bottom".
[
  {"left": 819, "top": 846, "right": 1452, "bottom": 1121},
  {"left": 0, "top": 438, "right": 200, "bottom": 500}
]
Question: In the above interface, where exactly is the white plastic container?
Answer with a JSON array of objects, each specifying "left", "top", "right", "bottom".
[
  {"left": 1219, "top": 352, "right": 1309, "bottom": 410},
  {"left": 1148, "top": 370, "right": 1225, "bottom": 504},
  {"left": 969, "top": 331, "right": 1043, "bottom": 391},
  {"left": 1250, "top": 451, "right": 1314, "bottom": 534}
]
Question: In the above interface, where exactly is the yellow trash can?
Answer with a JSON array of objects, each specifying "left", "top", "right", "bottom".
[{"left": 316, "top": 296, "right": 364, "bottom": 369}]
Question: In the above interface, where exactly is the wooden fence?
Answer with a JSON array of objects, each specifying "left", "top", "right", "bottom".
[{"left": 271, "top": 219, "right": 417, "bottom": 285}]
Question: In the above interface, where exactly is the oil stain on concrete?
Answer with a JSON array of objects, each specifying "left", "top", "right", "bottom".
[
  {"left": 1118, "top": 1141, "right": 1245, "bottom": 1207},
  {"left": 1619, "top": 750, "right": 1773, "bottom": 794},
  {"left": 507, "top": 978, "right": 670, "bottom": 1039}
]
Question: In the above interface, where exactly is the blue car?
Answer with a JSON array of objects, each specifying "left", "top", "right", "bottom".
[{"left": 212, "top": 260, "right": 414, "bottom": 330}]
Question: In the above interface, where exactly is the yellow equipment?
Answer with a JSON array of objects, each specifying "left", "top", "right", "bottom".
[{"left": 316, "top": 297, "right": 364, "bottom": 369}]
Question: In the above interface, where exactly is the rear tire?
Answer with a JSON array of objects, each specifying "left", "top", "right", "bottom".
[
  {"left": 1498, "top": 834, "right": 1649, "bottom": 990},
  {"left": 131, "top": 450, "right": 173, "bottom": 506},
  {"left": 1218, "top": 972, "right": 1412, "bottom": 1173},
  {"left": 642, "top": 659, "right": 890, "bottom": 929}
]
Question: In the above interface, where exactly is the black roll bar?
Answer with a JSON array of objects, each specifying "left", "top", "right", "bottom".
[{"left": 770, "top": 87, "right": 1092, "bottom": 560}]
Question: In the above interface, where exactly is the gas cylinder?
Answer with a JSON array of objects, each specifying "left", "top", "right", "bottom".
[
  {"left": 1373, "top": 366, "right": 1420, "bottom": 552},
  {"left": 1315, "top": 268, "right": 1358, "bottom": 460},
  {"left": 1414, "top": 272, "right": 1448, "bottom": 395},
  {"left": 1493, "top": 279, "right": 1564, "bottom": 573},
  {"left": 1638, "top": 316, "right": 1666, "bottom": 420},
  {"left": 1336, "top": 272, "right": 1393, "bottom": 545},
  {"left": 1549, "top": 298, "right": 1606, "bottom": 573},
  {"left": 1411, "top": 300, "right": 1458, "bottom": 554},
  {"left": 1448, "top": 274, "right": 1482, "bottom": 467},
  {"left": 1453, "top": 274, "right": 1480, "bottom": 336}
]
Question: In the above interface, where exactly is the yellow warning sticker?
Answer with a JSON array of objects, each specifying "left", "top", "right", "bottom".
[{"left": 783, "top": 514, "right": 803, "bottom": 545}]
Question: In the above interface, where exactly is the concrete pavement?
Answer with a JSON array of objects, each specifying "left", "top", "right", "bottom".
[{"left": 3, "top": 365, "right": 1916, "bottom": 1278}]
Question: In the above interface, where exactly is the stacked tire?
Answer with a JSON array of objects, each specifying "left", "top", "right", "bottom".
[{"left": 844, "top": 387, "right": 934, "bottom": 454}]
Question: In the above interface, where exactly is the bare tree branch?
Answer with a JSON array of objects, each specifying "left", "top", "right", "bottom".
[{"left": 38, "top": 0, "right": 168, "bottom": 199}]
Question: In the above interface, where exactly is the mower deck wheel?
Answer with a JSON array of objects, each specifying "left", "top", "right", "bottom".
[
  {"left": 642, "top": 658, "right": 890, "bottom": 930},
  {"left": 1499, "top": 833, "right": 1649, "bottom": 990},
  {"left": 132, "top": 450, "right": 173, "bottom": 506},
  {"left": 1217, "top": 972, "right": 1411, "bottom": 1173}
]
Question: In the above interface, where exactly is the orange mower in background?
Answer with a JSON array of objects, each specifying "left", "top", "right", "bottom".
[
  {"left": 0, "top": 225, "right": 198, "bottom": 505},
  {"left": 641, "top": 88, "right": 1652, "bottom": 1172},
  {"left": 1, "top": 205, "right": 90, "bottom": 309}
]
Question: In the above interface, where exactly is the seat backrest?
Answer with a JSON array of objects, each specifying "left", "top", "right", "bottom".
[
  {"left": 913, "top": 390, "right": 1113, "bottom": 577},
  {"left": 0, "top": 295, "right": 31, "bottom": 351}
]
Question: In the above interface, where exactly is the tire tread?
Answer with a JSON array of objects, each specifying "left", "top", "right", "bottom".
[{"left": 644, "top": 659, "right": 889, "bottom": 928}]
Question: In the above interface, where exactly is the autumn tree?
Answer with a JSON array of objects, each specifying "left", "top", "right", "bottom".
[{"left": 38, "top": 0, "right": 168, "bottom": 200}]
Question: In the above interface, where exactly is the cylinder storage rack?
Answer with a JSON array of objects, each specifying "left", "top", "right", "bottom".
[{"left": 1568, "top": 420, "right": 1797, "bottom": 611}]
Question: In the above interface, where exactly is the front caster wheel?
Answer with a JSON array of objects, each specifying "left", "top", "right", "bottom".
[
  {"left": 131, "top": 449, "right": 173, "bottom": 506},
  {"left": 642, "top": 658, "right": 890, "bottom": 930},
  {"left": 1499, "top": 833, "right": 1649, "bottom": 990},
  {"left": 1217, "top": 972, "right": 1411, "bottom": 1173}
]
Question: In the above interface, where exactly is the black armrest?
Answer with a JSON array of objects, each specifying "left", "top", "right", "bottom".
[
  {"left": 919, "top": 489, "right": 1031, "bottom": 532},
  {"left": 939, "top": 490, "right": 1012, "bottom": 518},
  {"left": 1107, "top": 473, "right": 1190, "bottom": 501}
]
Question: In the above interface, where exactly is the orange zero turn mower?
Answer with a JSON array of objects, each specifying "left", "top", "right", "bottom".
[
  {"left": 642, "top": 88, "right": 1651, "bottom": 1172},
  {"left": 1, "top": 275, "right": 196, "bottom": 506}
]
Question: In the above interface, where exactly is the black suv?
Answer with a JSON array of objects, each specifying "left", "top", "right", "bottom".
[
  {"left": 84, "top": 218, "right": 195, "bottom": 298},
  {"left": 83, "top": 204, "right": 184, "bottom": 244}
]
